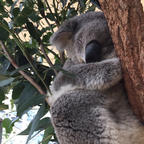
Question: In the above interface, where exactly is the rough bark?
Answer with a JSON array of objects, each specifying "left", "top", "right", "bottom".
[{"left": 99, "top": 0, "right": 144, "bottom": 121}]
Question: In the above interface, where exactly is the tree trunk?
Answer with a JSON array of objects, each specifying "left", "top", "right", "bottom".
[{"left": 99, "top": 0, "right": 144, "bottom": 121}]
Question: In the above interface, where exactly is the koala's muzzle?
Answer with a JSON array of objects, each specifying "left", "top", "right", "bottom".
[{"left": 85, "top": 40, "right": 102, "bottom": 63}]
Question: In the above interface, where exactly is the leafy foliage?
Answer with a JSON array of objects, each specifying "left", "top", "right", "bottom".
[
  {"left": 0, "top": 0, "right": 99, "bottom": 143},
  {"left": 2, "top": 118, "right": 13, "bottom": 134}
]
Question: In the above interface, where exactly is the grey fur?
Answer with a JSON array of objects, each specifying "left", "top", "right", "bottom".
[{"left": 48, "top": 12, "right": 144, "bottom": 144}]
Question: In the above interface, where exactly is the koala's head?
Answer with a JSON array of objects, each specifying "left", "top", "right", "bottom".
[{"left": 50, "top": 11, "right": 115, "bottom": 64}]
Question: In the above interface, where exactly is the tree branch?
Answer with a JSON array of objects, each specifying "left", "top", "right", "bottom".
[{"left": 0, "top": 41, "right": 46, "bottom": 96}]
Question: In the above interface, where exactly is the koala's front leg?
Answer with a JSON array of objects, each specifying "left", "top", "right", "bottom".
[{"left": 68, "top": 58, "right": 122, "bottom": 90}]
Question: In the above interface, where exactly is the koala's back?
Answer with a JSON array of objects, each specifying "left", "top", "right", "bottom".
[{"left": 50, "top": 82, "right": 144, "bottom": 144}]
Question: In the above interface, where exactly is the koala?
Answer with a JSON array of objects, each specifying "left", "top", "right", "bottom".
[{"left": 48, "top": 12, "right": 144, "bottom": 144}]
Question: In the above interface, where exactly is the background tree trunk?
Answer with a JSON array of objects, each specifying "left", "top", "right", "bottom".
[{"left": 99, "top": 0, "right": 144, "bottom": 121}]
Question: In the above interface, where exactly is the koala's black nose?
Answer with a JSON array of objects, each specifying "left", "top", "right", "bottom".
[{"left": 85, "top": 40, "right": 102, "bottom": 63}]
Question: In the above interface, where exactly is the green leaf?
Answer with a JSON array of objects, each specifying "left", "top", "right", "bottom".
[
  {"left": 60, "top": 0, "right": 68, "bottom": 6},
  {"left": 67, "top": 8, "right": 77, "bottom": 18},
  {"left": 21, "top": 7, "right": 33, "bottom": 16},
  {"left": 12, "top": 8, "right": 19, "bottom": 17},
  {"left": 0, "top": 59, "right": 10, "bottom": 74},
  {"left": 0, "top": 104, "right": 8, "bottom": 110},
  {"left": 42, "top": 125, "right": 54, "bottom": 144},
  {"left": 10, "top": 64, "right": 31, "bottom": 76},
  {"left": 88, "top": 5, "right": 97, "bottom": 11},
  {"left": 26, "top": 21, "right": 41, "bottom": 42},
  {"left": 40, "top": 27, "right": 52, "bottom": 36},
  {"left": 90, "top": 0, "right": 101, "bottom": 9},
  {"left": 36, "top": 117, "right": 51, "bottom": 131},
  {"left": 26, "top": 104, "right": 47, "bottom": 143},
  {"left": 0, "top": 89, "right": 5, "bottom": 104},
  {"left": 0, "top": 2, "right": 5, "bottom": 13},
  {"left": 10, "top": 0, "right": 20, "bottom": 16},
  {"left": 42, "top": 32, "right": 52, "bottom": 42},
  {"left": 79, "top": 0, "right": 86, "bottom": 8},
  {"left": 12, "top": 82, "right": 25, "bottom": 99},
  {"left": 6, "top": 0, "right": 13, "bottom": 5},
  {"left": 37, "top": 0, "right": 45, "bottom": 17},
  {"left": 46, "top": 13, "right": 55, "bottom": 21},
  {"left": 0, "top": 77, "right": 14, "bottom": 87},
  {"left": 20, "top": 117, "right": 50, "bottom": 135},
  {"left": 15, "top": 15, "right": 27, "bottom": 26},
  {"left": 11, "top": 117, "right": 19, "bottom": 126},
  {"left": 29, "top": 13, "right": 42, "bottom": 22},
  {"left": 0, "top": 27, "right": 9, "bottom": 41},
  {"left": 2, "top": 118, "right": 13, "bottom": 133},
  {"left": 0, "top": 75, "right": 9, "bottom": 81},
  {"left": 16, "top": 83, "right": 45, "bottom": 117}
]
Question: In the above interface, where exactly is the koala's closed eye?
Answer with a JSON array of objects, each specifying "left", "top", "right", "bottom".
[{"left": 85, "top": 40, "right": 102, "bottom": 63}]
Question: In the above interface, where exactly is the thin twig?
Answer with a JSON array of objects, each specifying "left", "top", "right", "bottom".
[
  {"left": 0, "top": 41, "right": 46, "bottom": 96},
  {"left": 53, "top": 0, "right": 59, "bottom": 24},
  {"left": 40, "top": 43, "right": 57, "bottom": 75},
  {"left": 42, "top": 45, "right": 60, "bottom": 60},
  {"left": 44, "top": 17, "right": 54, "bottom": 33},
  {"left": 45, "top": 0, "right": 60, "bottom": 27},
  {"left": 56, "top": 0, "right": 59, "bottom": 9}
]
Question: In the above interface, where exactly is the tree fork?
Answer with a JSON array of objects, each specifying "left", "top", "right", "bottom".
[{"left": 99, "top": 0, "right": 144, "bottom": 121}]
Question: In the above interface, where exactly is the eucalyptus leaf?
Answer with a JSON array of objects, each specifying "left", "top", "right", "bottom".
[
  {"left": 21, "top": 7, "right": 33, "bottom": 16},
  {"left": 0, "top": 27, "right": 9, "bottom": 41},
  {"left": 60, "top": 0, "right": 68, "bottom": 6},
  {"left": 0, "top": 89, "right": 5, "bottom": 104},
  {"left": 20, "top": 117, "right": 51, "bottom": 135},
  {"left": 0, "top": 59, "right": 10, "bottom": 74},
  {"left": 37, "top": 0, "right": 45, "bottom": 17},
  {"left": 42, "top": 32, "right": 52, "bottom": 42},
  {"left": 15, "top": 15, "right": 27, "bottom": 26},
  {"left": 6, "top": 0, "right": 13, "bottom": 5},
  {"left": 12, "top": 82, "right": 25, "bottom": 99},
  {"left": 90, "top": 0, "right": 101, "bottom": 9},
  {"left": 79, "top": 0, "right": 86, "bottom": 8},
  {"left": 10, "top": 64, "right": 31, "bottom": 76},
  {"left": 29, "top": 13, "right": 42, "bottom": 22},
  {"left": 42, "top": 125, "right": 54, "bottom": 144},
  {"left": 0, "top": 2, "right": 5, "bottom": 13},
  {"left": 26, "top": 21, "right": 41, "bottom": 42},
  {"left": 46, "top": 13, "right": 55, "bottom": 21},
  {"left": 16, "top": 83, "right": 45, "bottom": 117},
  {"left": 0, "top": 77, "right": 14, "bottom": 87},
  {"left": 0, "top": 75, "right": 10, "bottom": 81},
  {"left": 12, "top": 7, "right": 19, "bottom": 17},
  {"left": 0, "top": 104, "right": 8, "bottom": 110},
  {"left": 2, "top": 118, "right": 13, "bottom": 133},
  {"left": 26, "top": 104, "right": 47, "bottom": 143}
]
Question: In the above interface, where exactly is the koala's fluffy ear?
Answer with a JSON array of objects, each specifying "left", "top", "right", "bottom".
[{"left": 50, "top": 19, "right": 78, "bottom": 51}]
